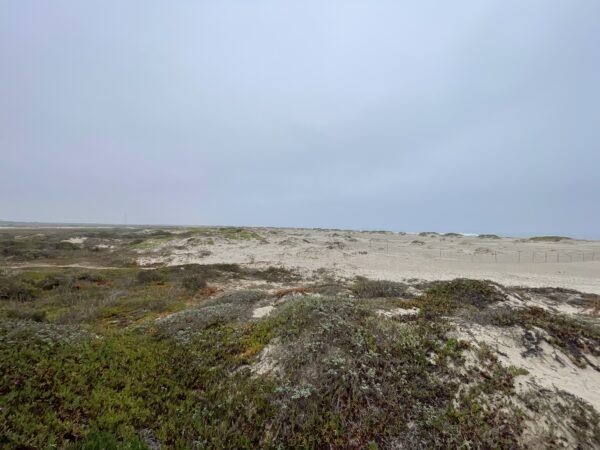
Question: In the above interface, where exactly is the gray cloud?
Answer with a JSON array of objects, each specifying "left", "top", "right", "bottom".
[{"left": 1, "top": 1, "right": 599, "bottom": 238}]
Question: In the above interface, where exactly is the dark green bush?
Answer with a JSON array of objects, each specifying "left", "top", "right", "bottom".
[
  {"left": 6, "top": 308, "right": 46, "bottom": 322},
  {"left": 181, "top": 275, "right": 207, "bottom": 292},
  {"left": 0, "top": 276, "right": 38, "bottom": 301},
  {"left": 246, "top": 266, "right": 299, "bottom": 282},
  {"left": 54, "top": 241, "right": 81, "bottom": 251},
  {"left": 426, "top": 279, "right": 504, "bottom": 308},
  {"left": 136, "top": 270, "right": 167, "bottom": 284},
  {"left": 68, "top": 431, "right": 148, "bottom": 450},
  {"left": 207, "top": 290, "right": 266, "bottom": 306},
  {"left": 351, "top": 278, "right": 408, "bottom": 298}
]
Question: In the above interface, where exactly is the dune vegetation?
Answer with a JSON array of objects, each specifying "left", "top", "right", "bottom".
[{"left": 1, "top": 228, "right": 599, "bottom": 449}]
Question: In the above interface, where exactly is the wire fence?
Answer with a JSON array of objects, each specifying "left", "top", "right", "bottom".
[{"left": 343, "top": 238, "right": 600, "bottom": 264}]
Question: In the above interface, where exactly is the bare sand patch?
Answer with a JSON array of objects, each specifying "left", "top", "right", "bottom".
[
  {"left": 376, "top": 307, "right": 420, "bottom": 318},
  {"left": 252, "top": 305, "right": 275, "bottom": 318}
]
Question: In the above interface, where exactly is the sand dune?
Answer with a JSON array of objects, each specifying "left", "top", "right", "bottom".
[{"left": 137, "top": 228, "right": 600, "bottom": 294}]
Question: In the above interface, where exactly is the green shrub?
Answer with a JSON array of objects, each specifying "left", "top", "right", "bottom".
[
  {"left": 181, "top": 275, "right": 207, "bottom": 292},
  {"left": 136, "top": 270, "right": 167, "bottom": 284},
  {"left": 0, "top": 236, "right": 49, "bottom": 260},
  {"left": 246, "top": 266, "right": 299, "bottom": 282},
  {"left": 426, "top": 279, "right": 504, "bottom": 308},
  {"left": 251, "top": 296, "right": 523, "bottom": 448},
  {"left": 351, "top": 278, "right": 408, "bottom": 298},
  {"left": 0, "top": 329, "right": 275, "bottom": 448},
  {"left": 207, "top": 290, "right": 266, "bottom": 306},
  {"left": 0, "top": 276, "right": 39, "bottom": 301},
  {"left": 68, "top": 431, "right": 148, "bottom": 450},
  {"left": 6, "top": 309, "right": 46, "bottom": 322},
  {"left": 54, "top": 241, "right": 80, "bottom": 250},
  {"left": 528, "top": 236, "right": 572, "bottom": 242}
]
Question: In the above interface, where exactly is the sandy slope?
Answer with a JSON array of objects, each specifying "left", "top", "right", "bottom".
[{"left": 137, "top": 228, "right": 600, "bottom": 294}]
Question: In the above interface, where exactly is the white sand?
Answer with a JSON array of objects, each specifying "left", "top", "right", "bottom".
[
  {"left": 62, "top": 237, "right": 87, "bottom": 244},
  {"left": 252, "top": 305, "right": 275, "bottom": 318},
  {"left": 453, "top": 322, "right": 600, "bottom": 412},
  {"left": 376, "top": 307, "right": 420, "bottom": 318}
]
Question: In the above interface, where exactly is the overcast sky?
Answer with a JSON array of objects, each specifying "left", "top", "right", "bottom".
[{"left": 1, "top": 1, "right": 599, "bottom": 238}]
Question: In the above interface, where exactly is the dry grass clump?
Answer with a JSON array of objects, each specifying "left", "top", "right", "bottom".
[{"left": 274, "top": 286, "right": 311, "bottom": 298}]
